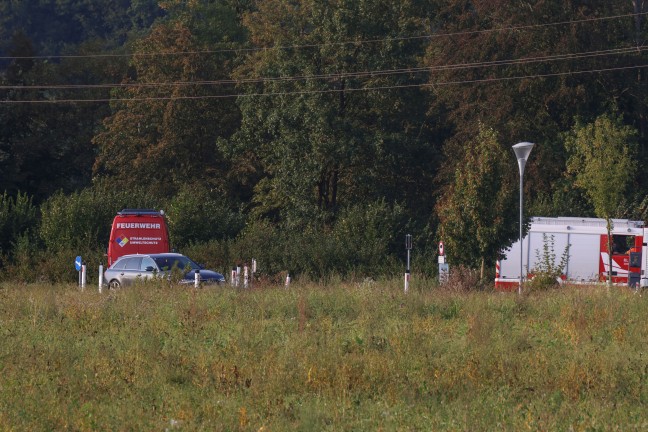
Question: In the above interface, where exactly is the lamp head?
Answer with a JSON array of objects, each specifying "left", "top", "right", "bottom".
[{"left": 512, "top": 142, "right": 534, "bottom": 176}]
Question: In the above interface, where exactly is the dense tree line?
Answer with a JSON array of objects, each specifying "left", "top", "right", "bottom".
[{"left": 1, "top": 0, "right": 647, "bottom": 283}]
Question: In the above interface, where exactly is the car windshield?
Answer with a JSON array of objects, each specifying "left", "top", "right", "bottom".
[{"left": 153, "top": 256, "right": 199, "bottom": 272}]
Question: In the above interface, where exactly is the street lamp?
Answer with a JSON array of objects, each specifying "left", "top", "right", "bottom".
[{"left": 512, "top": 142, "right": 534, "bottom": 294}]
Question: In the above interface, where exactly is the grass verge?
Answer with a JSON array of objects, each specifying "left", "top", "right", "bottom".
[{"left": 1, "top": 280, "right": 647, "bottom": 430}]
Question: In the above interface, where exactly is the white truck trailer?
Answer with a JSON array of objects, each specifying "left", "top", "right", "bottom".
[{"left": 495, "top": 216, "right": 646, "bottom": 290}]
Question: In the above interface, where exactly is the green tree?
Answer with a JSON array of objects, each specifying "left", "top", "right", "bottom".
[
  {"left": 566, "top": 113, "right": 638, "bottom": 284},
  {"left": 424, "top": 0, "right": 645, "bottom": 212},
  {"left": 0, "top": 0, "right": 163, "bottom": 57},
  {"left": 436, "top": 124, "right": 519, "bottom": 279},
  {"left": 0, "top": 31, "right": 132, "bottom": 202},
  {"left": 92, "top": 18, "right": 241, "bottom": 198},
  {"left": 228, "top": 0, "right": 441, "bottom": 228}
]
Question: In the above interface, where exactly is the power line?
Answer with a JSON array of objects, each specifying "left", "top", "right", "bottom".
[
  {"left": 2, "top": 63, "right": 646, "bottom": 104},
  {"left": 1, "top": 45, "right": 644, "bottom": 91},
  {"left": 0, "top": 11, "right": 645, "bottom": 60}
]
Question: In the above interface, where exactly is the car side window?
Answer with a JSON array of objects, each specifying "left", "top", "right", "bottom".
[
  {"left": 124, "top": 257, "right": 142, "bottom": 270},
  {"left": 141, "top": 257, "right": 156, "bottom": 271},
  {"left": 112, "top": 259, "right": 127, "bottom": 270},
  {"left": 154, "top": 257, "right": 172, "bottom": 271}
]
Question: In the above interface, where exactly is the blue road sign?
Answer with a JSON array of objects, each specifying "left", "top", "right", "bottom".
[{"left": 75, "top": 256, "right": 82, "bottom": 271}]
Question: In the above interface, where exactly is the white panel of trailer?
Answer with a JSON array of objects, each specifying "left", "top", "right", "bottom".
[
  {"left": 564, "top": 233, "right": 600, "bottom": 282},
  {"left": 499, "top": 230, "right": 601, "bottom": 282},
  {"left": 499, "top": 240, "right": 522, "bottom": 280},
  {"left": 526, "top": 232, "right": 570, "bottom": 275}
]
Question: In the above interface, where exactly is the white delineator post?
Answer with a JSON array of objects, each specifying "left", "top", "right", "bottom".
[
  {"left": 98, "top": 264, "right": 104, "bottom": 293},
  {"left": 194, "top": 270, "right": 200, "bottom": 288},
  {"left": 81, "top": 264, "right": 87, "bottom": 291},
  {"left": 404, "top": 234, "right": 412, "bottom": 293},
  {"left": 251, "top": 259, "right": 257, "bottom": 288},
  {"left": 512, "top": 142, "right": 534, "bottom": 295}
]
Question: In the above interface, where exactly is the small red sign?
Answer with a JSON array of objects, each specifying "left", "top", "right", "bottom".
[{"left": 439, "top": 241, "right": 445, "bottom": 256}]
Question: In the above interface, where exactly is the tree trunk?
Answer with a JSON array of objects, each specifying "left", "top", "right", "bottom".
[{"left": 480, "top": 257, "right": 485, "bottom": 281}]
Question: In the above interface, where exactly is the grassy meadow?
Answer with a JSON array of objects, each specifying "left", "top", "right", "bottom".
[{"left": 1, "top": 279, "right": 648, "bottom": 431}]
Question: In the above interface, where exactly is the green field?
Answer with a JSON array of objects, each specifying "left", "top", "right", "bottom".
[{"left": 1, "top": 280, "right": 647, "bottom": 431}]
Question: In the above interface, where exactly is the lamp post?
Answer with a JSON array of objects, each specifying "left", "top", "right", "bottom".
[{"left": 512, "top": 142, "right": 534, "bottom": 294}]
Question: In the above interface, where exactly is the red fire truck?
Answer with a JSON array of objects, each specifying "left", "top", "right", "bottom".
[{"left": 495, "top": 216, "right": 646, "bottom": 290}]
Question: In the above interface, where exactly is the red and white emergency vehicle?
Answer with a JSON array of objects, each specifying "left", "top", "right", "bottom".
[
  {"left": 107, "top": 209, "right": 170, "bottom": 266},
  {"left": 495, "top": 216, "right": 646, "bottom": 291}
]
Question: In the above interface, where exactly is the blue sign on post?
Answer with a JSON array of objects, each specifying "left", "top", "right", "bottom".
[{"left": 75, "top": 256, "right": 82, "bottom": 271}]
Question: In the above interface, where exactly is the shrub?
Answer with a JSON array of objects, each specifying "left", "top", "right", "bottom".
[
  {"left": 166, "top": 184, "right": 245, "bottom": 248},
  {"left": 527, "top": 234, "right": 569, "bottom": 291},
  {"left": 2, "top": 245, "right": 106, "bottom": 284},
  {"left": 185, "top": 201, "right": 410, "bottom": 282},
  {"left": 440, "top": 265, "right": 485, "bottom": 292},
  {"left": 0, "top": 191, "right": 38, "bottom": 254},
  {"left": 179, "top": 239, "right": 232, "bottom": 275},
  {"left": 331, "top": 199, "right": 409, "bottom": 275},
  {"left": 0, "top": 231, "right": 40, "bottom": 282},
  {"left": 229, "top": 219, "right": 287, "bottom": 275},
  {"left": 39, "top": 186, "right": 161, "bottom": 252}
]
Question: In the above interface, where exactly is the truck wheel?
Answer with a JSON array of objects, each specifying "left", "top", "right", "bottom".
[{"left": 109, "top": 279, "right": 121, "bottom": 289}]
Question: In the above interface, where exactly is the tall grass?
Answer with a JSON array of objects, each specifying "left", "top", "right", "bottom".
[{"left": 1, "top": 280, "right": 647, "bottom": 430}]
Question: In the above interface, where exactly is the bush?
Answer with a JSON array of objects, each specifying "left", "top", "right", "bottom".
[
  {"left": 166, "top": 184, "right": 246, "bottom": 248},
  {"left": 39, "top": 186, "right": 161, "bottom": 252},
  {"left": 179, "top": 239, "right": 232, "bottom": 275},
  {"left": 2, "top": 245, "right": 106, "bottom": 284},
  {"left": 527, "top": 234, "right": 568, "bottom": 292},
  {"left": 440, "top": 265, "right": 485, "bottom": 292},
  {"left": 229, "top": 220, "right": 290, "bottom": 276},
  {"left": 181, "top": 220, "right": 288, "bottom": 278},
  {"left": 206, "top": 200, "right": 410, "bottom": 281},
  {"left": 0, "top": 191, "right": 38, "bottom": 254},
  {"left": 331, "top": 200, "right": 409, "bottom": 275}
]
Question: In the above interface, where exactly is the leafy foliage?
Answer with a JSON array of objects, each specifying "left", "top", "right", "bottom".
[
  {"left": 166, "top": 184, "right": 245, "bottom": 248},
  {"left": 0, "top": 18, "right": 134, "bottom": 202},
  {"left": 566, "top": 113, "right": 638, "bottom": 220},
  {"left": 92, "top": 19, "right": 241, "bottom": 198},
  {"left": 528, "top": 234, "right": 569, "bottom": 291},
  {"left": 229, "top": 0, "right": 440, "bottom": 226},
  {"left": 3, "top": 1, "right": 648, "bottom": 282},
  {"left": 0, "top": 191, "right": 38, "bottom": 254},
  {"left": 566, "top": 113, "right": 638, "bottom": 283},
  {"left": 39, "top": 186, "right": 161, "bottom": 252},
  {"left": 0, "top": 0, "right": 164, "bottom": 57},
  {"left": 424, "top": 0, "right": 642, "bottom": 210},
  {"left": 436, "top": 124, "right": 518, "bottom": 277}
]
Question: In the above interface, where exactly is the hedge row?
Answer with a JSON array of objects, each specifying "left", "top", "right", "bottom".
[{"left": 0, "top": 188, "right": 437, "bottom": 284}]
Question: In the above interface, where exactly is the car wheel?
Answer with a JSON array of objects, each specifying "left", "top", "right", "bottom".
[{"left": 109, "top": 279, "right": 121, "bottom": 289}]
